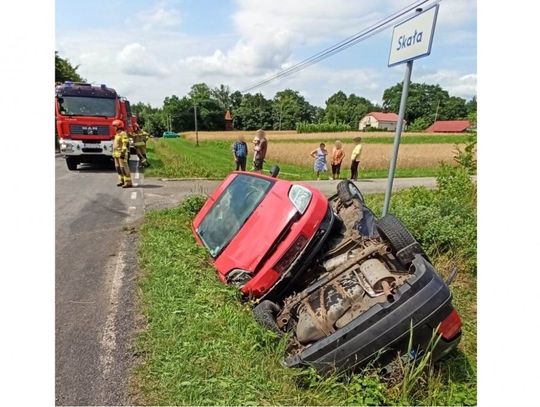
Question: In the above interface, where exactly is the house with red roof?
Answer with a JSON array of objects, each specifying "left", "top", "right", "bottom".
[
  {"left": 426, "top": 120, "right": 471, "bottom": 133},
  {"left": 359, "top": 112, "right": 405, "bottom": 131}
]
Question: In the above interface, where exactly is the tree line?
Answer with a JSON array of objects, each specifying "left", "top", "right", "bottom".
[{"left": 55, "top": 51, "right": 477, "bottom": 135}]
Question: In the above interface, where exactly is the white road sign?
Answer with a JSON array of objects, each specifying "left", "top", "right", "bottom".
[{"left": 388, "top": 5, "right": 439, "bottom": 67}]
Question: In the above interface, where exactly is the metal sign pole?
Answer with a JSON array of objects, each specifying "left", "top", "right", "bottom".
[
  {"left": 194, "top": 103, "right": 199, "bottom": 147},
  {"left": 382, "top": 59, "right": 413, "bottom": 216}
]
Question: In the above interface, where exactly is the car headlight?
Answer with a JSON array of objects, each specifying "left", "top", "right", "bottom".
[
  {"left": 288, "top": 185, "right": 312, "bottom": 214},
  {"left": 226, "top": 269, "right": 253, "bottom": 287}
]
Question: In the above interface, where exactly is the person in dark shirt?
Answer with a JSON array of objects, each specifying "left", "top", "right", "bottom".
[{"left": 232, "top": 134, "right": 248, "bottom": 171}]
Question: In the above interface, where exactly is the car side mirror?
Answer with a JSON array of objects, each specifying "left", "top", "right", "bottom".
[{"left": 269, "top": 165, "right": 280, "bottom": 178}]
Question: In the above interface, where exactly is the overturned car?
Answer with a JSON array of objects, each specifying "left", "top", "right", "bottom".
[{"left": 192, "top": 172, "right": 462, "bottom": 373}]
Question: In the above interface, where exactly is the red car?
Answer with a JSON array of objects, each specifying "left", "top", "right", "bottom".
[
  {"left": 192, "top": 171, "right": 335, "bottom": 299},
  {"left": 193, "top": 172, "right": 462, "bottom": 373}
]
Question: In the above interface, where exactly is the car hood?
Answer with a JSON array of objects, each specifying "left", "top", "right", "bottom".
[{"left": 214, "top": 185, "right": 298, "bottom": 278}]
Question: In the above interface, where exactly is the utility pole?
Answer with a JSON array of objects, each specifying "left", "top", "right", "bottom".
[
  {"left": 434, "top": 99, "right": 440, "bottom": 122},
  {"left": 193, "top": 103, "right": 199, "bottom": 147}
]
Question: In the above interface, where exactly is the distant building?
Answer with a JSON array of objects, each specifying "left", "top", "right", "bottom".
[
  {"left": 426, "top": 120, "right": 471, "bottom": 133},
  {"left": 224, "top": 110, "right": 233, "bottom": 131},
  {"left": 359, "top": 112, "right": 405, "bottom": 131}
]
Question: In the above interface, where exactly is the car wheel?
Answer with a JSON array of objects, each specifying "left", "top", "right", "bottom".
[
  {"left": 376, "top": 214, "right": 425, "bottom": 267},
  {"left": 337, "top": 180, "right": 364, "bottom": 205},
  {"left": 66, "top": 156, "right": 78, "bottom": 171},
  {"left": 253, "top": 300, "right": 283, "bottom": 336}
]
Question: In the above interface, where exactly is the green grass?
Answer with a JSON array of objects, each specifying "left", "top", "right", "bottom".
[
  {"left": 131, "top": 200, "right": 388, "bottom": 406},
  {"left": 132, "top": 169, "right": 477, "bottom": 405},
  {"left": 145, "top": 138, "right": 441, "bottom": 180}
]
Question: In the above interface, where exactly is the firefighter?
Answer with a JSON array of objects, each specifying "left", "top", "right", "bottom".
[
  {"left": 112, "top": 119, "right": 132, "bottom": 188},
  {"left": 132, "top": 124, "right": 150, "bottom": 168}
]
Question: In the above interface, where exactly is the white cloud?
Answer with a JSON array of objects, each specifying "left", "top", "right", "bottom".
[
  {"left": 135, "top": 2, "right": 181, "bottom": 31},
  {"left": 415, "top": 70, "right": 477, "bottom": 99},
  {"left": 184, "top": 0, "right": 385, "bottom": 78},
  {"left": 56, "top": 0, "right": 476, "bottom": 107},
  {"left": 117, "top": 43, "right": 170, "bottom": 77}
]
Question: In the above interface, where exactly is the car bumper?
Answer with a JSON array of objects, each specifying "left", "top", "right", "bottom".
[
  {"left": 59, "top": 139, "right": 113, "bottom": 156},
  {"left": 284, "top": 255, "right": 460, "bottom": 373}
]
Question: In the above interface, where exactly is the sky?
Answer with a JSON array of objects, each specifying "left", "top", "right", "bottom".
[{"left": 55, "top": 0, "right": 477, "bottom": 108}]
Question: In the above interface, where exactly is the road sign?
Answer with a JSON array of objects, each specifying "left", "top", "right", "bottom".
[
  {"left": 383, "top": 6, "right": 439, "bottom": 216},
  {"left": 388, "top": 5, "right": 439, "bottom": 67}
]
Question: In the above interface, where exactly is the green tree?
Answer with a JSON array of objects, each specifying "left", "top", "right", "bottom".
[
  {"left": 439, "top": 96, "right": 468, "bottom": 120},
  {"left": 188, "top": 83, "right": 212, "bottom": 102},
  {"left": 55, "top": 51, "right": 83, "bottom": 83},
  {"left": 409, "top": 117, "right": 432, "bottom": 131},
  {"left": 383, "top": 82, "right": 450, "bottom": 123},
  {"left": 144, "top": 112, "right": 166, "bottom": 137},
  {"left": 324, "top": 91, "right": 374, "bottom": 128},
  {"left": 131, "top": 102, "right": 160, "bottom": 128},
  {"left": 234, "top": 93, "right": 273, "bottom": 130},
  {"left": 211, "top": 84, "right": 233, "bottom": 109},
  {"left": 466, "top": 96, "right": 477, "bottom": 115},
  {"left": 163, "top": 95, "right": 194, "bottom": 131},
  {"left": 271, "top": 89, "right": 314, "bottom": 130}
]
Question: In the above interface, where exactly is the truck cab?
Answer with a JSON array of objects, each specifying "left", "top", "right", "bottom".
[{"left": 55, "top": 81, "right": 134, "bottom": 170}]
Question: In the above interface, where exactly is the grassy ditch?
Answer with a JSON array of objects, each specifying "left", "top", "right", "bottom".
[
  {"left": 145, "top": 138, "right": 446, "bottom": 180},
  {"left": 132, "top": 164, "right": 477, "bottom": 405}
]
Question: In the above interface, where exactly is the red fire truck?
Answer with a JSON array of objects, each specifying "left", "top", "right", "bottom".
[{"left": 55, "top": 81, "right": 136, "bottom": 170}]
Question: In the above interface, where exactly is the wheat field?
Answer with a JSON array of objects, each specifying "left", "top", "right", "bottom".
[
  {"left": 266, "top": 142, "right": 464, "bottom": 170},
  {"left": 182, "top": 130, "right": 466, "bottom": 142}
]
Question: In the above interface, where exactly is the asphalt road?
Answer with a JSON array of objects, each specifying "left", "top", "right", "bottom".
[
  {"left": 55, "top": 156, "right": 143, "bottom": 405},
  {"left": 142, "top": 176, "right": 444, "bottom": 211}
]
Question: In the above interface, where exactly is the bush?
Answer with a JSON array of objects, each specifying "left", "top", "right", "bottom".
[
  {"left": 296, "top": 121, "right": 352, "bottom": 133},
  {"left": 387, "top": 164, "right": 477, "bottom": 273},
  {"left": 362, "top": 126, "right": 388, "bottom": 132},
  {"left": 180, "top": 194, "right": 207, "bottom": 216},
  {"left": 408, "top": 117, "right": 432, "bottom": 132},
  {"left": 453, "top": 133, "right": 477, "bottom": 174}
]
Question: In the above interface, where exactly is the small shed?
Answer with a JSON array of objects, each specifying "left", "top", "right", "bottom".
[
  {"left": 359, "top": 112, "right": 404, "bottom": 131},
  {"left": 225, "top": 110, "right": 233, "bottom": 131},
  {"left": 426, "top": 120, "right": 471, "bottom": 133}
]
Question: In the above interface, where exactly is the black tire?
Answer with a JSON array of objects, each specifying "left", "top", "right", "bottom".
[
  {"left": 376, "top": 214, "right": 417, "bottom": 253},
  {"left": 337, "top": 180, "right": 365, "bottom": 205},
  {"left": 253, "top": 300, "right": 283, "bottom": 335},
  {"left": 66, "top": 156, "right": 78, "bottom": 171}
]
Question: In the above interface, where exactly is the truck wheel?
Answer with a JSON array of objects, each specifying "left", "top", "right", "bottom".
[
  {"left": 66, "top": 157, "right": 78, "bottom": 171},
  {"left": 253, "top": 300, "right": 283, "bottom": 336},
  {"left": 337, "top": 180, "right": 365, "bottom": 205},
  {"left": 376, "top": 214, "right": 417, "bottom": 253}
]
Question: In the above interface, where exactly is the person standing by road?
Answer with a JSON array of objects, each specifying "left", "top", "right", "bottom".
[
  {"left": 232, "top": 134, "right": 248, "bottom": 171},
  {"left": 252, "top": 129, "right": 267, "bottom": 173},
  {"left": 330, "top": 140, "right": 345, "bottom": 180},
  {"left": 350, "top": 136, "right": 362, "bottom": 181},
  {"left": 112, "top": 119, "right": 132, "bottom": 188},
  {"left": 310, "top": 143, "right": 328, "bottom": 181},
  {"left": 132, "top": 124, "right": 150, "bottom": 168}
]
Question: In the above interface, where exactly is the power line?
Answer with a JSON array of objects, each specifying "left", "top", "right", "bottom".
[{"left": 241, "top": 0, "right": 438, "bottom": 93}]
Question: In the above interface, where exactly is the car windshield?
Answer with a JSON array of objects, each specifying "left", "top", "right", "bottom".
[
  {"left": 196, "top": 174, "right": 274, "bottom": 257},
  {"left": 58, "top": 96, "right": 116, "bottom": 117}
]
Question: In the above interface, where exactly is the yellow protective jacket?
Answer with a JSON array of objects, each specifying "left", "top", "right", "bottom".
[
  {"left": 112, "top": 130, "right": 129, "bottom": 158},
  {"left": 132, "top": 130, "right": 149, "bottom": 147}
]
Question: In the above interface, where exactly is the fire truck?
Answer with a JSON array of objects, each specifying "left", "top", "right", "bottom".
[{"left": 55, "top": 81, "right": 137, "bottom": 170}]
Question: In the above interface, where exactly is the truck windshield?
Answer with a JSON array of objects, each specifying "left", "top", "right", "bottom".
[
  {"left": 57, "top": 96, "right": 116, "bottom": 117},
  {"left": 196, "top": 174, "right": 274, "bottom": 257}
]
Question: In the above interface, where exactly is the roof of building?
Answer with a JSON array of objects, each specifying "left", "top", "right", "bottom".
[
  {"left": 224, "top": 110, "right": 233, "bottom": 121},
  {"left": 426, "top": 120, "right": 471, "bottom": 133},
  {"left": 367, "top": 111, "right": 400, "bottom": 122}
]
